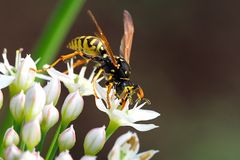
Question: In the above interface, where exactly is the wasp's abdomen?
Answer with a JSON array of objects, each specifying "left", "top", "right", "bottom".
[{"left": 67, "top": 36, "right": 105, "bottom": 57}]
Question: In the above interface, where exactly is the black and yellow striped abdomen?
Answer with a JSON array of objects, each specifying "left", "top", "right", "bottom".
[{"left": 67, "top": 36, "right": 105, "bottom": 57}]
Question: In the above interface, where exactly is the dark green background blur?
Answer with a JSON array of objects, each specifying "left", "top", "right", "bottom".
[{"left": 1, "top": 0, "right": 240, "bottom": 159}]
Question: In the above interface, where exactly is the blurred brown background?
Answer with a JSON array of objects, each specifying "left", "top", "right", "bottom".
[{"left": 1, "top": 0, "right": 240, "bottom": 159}]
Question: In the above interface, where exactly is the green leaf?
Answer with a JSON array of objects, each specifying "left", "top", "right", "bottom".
[{"left": 32, "top": 0, "right": 86, "bottom": 68}]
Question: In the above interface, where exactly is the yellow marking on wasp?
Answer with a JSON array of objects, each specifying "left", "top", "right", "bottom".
[
  {"left": 96, "top": 41, "right": 103, "bottom": 51},
  {"left": 107, "top": 75, "right": 113, "bottom": 81},
  {"left": 126, "top": 86, "right": 134, "bottom": 91},
  {"left": 90, "top": 39, "right": 97, "bottom": 45},
  {"left": 103, "top": 54, "right": 108, "bottom": 58}
]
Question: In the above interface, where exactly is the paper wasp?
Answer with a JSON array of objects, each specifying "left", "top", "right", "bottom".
[{"left": 35, "top": 10, "right": 150, "bottom": 109}]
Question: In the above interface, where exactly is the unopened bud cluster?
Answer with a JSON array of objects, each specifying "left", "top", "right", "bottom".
[
  {"left": 4, "top": 145, "right": 44, "bottom": 160},
  {"left": 0, "top": 49, "right": 159, "bottom": 160}
]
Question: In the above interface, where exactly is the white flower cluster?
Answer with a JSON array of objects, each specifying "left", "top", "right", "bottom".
[{"left": 0, "top": 50, "right": 160, "bottom": 160}]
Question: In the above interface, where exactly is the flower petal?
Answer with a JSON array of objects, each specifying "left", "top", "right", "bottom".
[
  {"left": 138, "top": 150, "right": 159, "bottom": 160},
  {"left": 88, "top": 67, "right": 96, "bottom": 82},
  {"left": 2, "top": 50, "right": 14, "bottom": 75},
  {"left": 95, "top": 82, "right": 107, "bottom": 100},
  {"left": 0, "top": 74, "right": 15, "bottom": 89},
  {"left": 35, "top": 73, "right": 52, "bottom": 81},
  {"left": 47, "top": 67, "right": 72, "bottom": 83},
  {"left": 76, "top": 77, "right": 93, "bottom": 96},
  {"left": 79, "top": 66, "right": 87, "bottom": 78},
  {"left": 0, "top": 62, "right": 8, "bottom": 74},
  {"left": 125, "top": 123, "right": 159, "bottom": 132},
  {"left": 128, "top": 109, "right": 160, "bottom": 122},
  {"left": 95, "top": 98, "right": 108, "bottom": 113}
]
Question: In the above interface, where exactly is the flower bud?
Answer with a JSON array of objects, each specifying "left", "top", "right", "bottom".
[
  {"left": 55, "top": 151, "right": 73, "bottom": 160},
  {"left": 41, "top": 103, "right": 59, "bottom": 132},
  {"left": 32, "top": 151, "right": 44, "bottom": 160},
  {"left": 9, "top": 90, "right": 25, "bottom": 124},
  {"left": 84, "top": 126, "right": 106, "bottom": 156},
  {"left": 61, "top": 91, "right": 83, "bottom": 124},
  {"left": 3, "top": 127, "right": 19, "bottom": 148},
  {"left": 44, "top": 78, "right": 61, "bottom": 105},
  {"left": 4, "top": 145, "right": 21, "bottom": 160},
  {"left": 80, "top": 155, "right": 97, "bottom": 160},
  {"left": 21, "top": 120, "right": 41, "bottom": 151},
  {"left": 0, "top": 90, "right": 3, "bottom": 109},
  {"left": 24, "top": 83, "right": 46, "bottom": 122},
  {"left": 18, "top": 151, "right": 36, "bottom": 160},
  {"left": 13, "top": 54, "right": 36, "bottom": 92},
  {"left": 35, "top": 112, "right": 43, "bottom": 124},
  {"left": 58, "top": 125, "right": 76, "bottom": 152}
]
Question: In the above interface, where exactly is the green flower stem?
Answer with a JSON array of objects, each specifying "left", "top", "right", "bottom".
[
  {"left": 37, "top": 130, "right": 47, "bottom": 153},
  {"left": 106, "top": 120, "right": 120, "bottom": 141},
  {"left": 17, "top": 121, "right": 25, "bottom": 151},
  {"left": 32, "top": 0, "right": 86, "bottom": 68},
  {"left": 45, "top": 121, "right": 68, "bottom": 160},
  {"left": 14, "top": 121, "right": 22, "bottom": 136},
  {"left": 20, "top": 139, "right": 25, "bottom": 151},
  {"left": 45, "top": 122, "right": 62, "bottom": 160},
  {"left": 0, "top": 84, "right": 23, "bottom": 156},
  {"left": 0, "top": 107, "right": 13, "bottom": 156}
]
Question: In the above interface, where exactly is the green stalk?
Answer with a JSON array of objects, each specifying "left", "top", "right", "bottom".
[
  {"left": 45, "top": 122, "right": 62, "bottom": 160},
  {"left": 37, "top": 130, "right": 47, "bottom": 152},
  {"left": 20, "top": 140, "right": 25, "bottom": 151},
  {"left": 19, "top": 121, "right": 26, "bottom": 151},
  {"left": 106, "top": 120, "right": 120, "bottom": 141},
  {"left": 45, "top": 121, "right": 68, "bottom": 160},
  {"left": 14, "top": 121, "right": 22, "bottom": 136},
  {"left": 32, "top": 0, "right": 86, "bottom": 68},
  {"left": 0, "top": 107, "right": 13, "bottom": 156}
]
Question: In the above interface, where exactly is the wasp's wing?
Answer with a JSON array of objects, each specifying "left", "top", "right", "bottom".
[
  {"left": 120, "top": 10, "right": 134, "bottom": 64},
  {"left": 87, "top": 10, "right": 118, "bottom": 67}
]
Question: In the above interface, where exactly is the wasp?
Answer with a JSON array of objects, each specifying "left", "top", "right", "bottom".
[{"left": 35, "top": 10, "right": 150, "bottom": 109}]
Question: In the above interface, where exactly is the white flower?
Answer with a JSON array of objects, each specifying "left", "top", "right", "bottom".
[
  {"left": 44, "top": 78, "right": 61, "bottom": 105},
  {"left": 108, "top": 132, "right": 158, "bottom": 160},
  {"left": 83, "top": 126, "right": 106, "bottom": 155},
  {"left": 4, "top": 145, "right": 21, "bottom": 160},
  {"left": 46, "top": 59, "right": 95, "bottom": 96},
  {"left": 41, "top": 103, "right": 59, "bottom": 132},
  {"left": 18, "top": 151, "right": 38, "bottom": 160},
  {"left": 0, "top": 49, "right": 51, "bottom": 90},
  {"left": 3, "top": 127, "right": 19, "bottom": 148},
  {"left": 24, "top": 83, "right": 46, "bottom": 122},
  {"left": 21, "top": 120, "right": 41, "bottom": 151},
  {"left": 0, "top": 49, "right": 36, "bottom": 91},
  {"left": 94, "top": 83, "right": 160, "bottom": 132},
  {"left": 61, "top": 90, "right": 84, "bottom": 125},
  {"left": 55, "top": 150, "right": 73, "bottom": 160},
  {"left": 80, "top": 155, "right": 97, "bottom": 160},
  {"left": 31, "top": 151, "right": 44, "bottom": 160},
  {"left": 58, "top": 125, "right": 76, "bottom": 152},
  {"left": 9, "top": 90, "right": 25, "bottom": 124}
]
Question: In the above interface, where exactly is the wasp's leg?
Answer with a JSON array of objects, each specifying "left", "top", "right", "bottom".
[
  {"left": 33, "top": 51, "right": 84, "bottom": 73},
  {"left": 63, "top": 59, "right": 90, "bottom": 74},
  {"left": 92, "top": 69, "right": 104, "bottom": 99},
  {"left": 118, "top": 88, "right": 129, "bottom": 110},
  {"left": 134, "top": 85, "right": 151, "bottom": 105},
  {"left": 120, "top": 93, "right": 129, "bottom": 110},
  {"left": 106, "top": 82, "right": 114, "bottom": 109}
]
